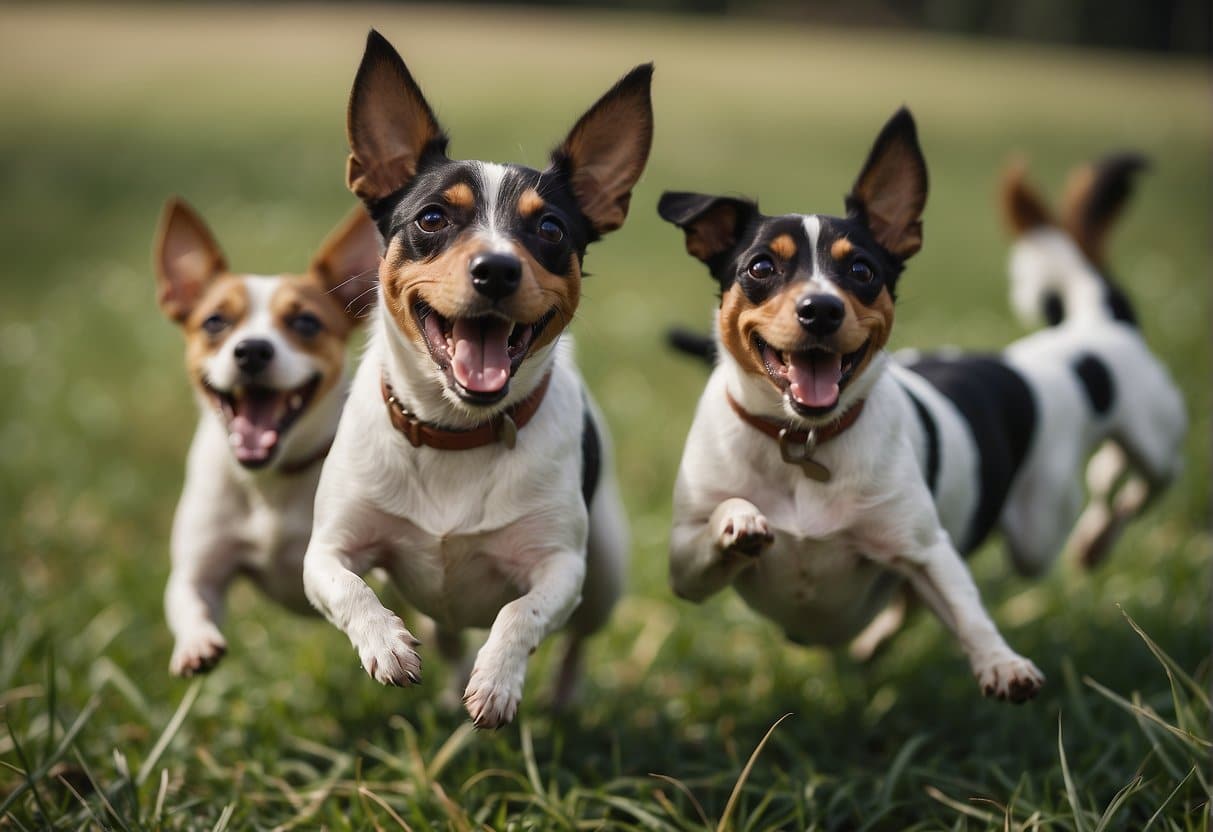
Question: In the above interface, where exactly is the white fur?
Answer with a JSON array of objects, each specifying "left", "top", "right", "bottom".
[
  {"left": 167, "top": 275, "right": 349, "bottom": 677},
  {"left": 302, "top": 303, "right": 627, "bottom": 728}
]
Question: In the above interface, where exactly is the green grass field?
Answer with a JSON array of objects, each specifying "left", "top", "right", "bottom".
[{"left": 1, "top": 5, "right": 1209, "bottom": 829}]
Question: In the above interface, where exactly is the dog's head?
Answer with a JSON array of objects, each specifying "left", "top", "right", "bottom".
[
  {"left": 154, "top": 198, "right": 379, "bottom": 468},
  {"left": 345, "top": 30, "right": 653, "bottom": 410},
  {"left": 659, "top": 108, "right": 927, "bottom": 422},
  {"left": 1000, "top": 152, "right": 1146, "bottom": 327}
]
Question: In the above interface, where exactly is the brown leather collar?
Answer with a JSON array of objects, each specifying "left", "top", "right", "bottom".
[
  {"left": 726, "top": 390, "right": 866, "bottom": 445},
  {"left": 277, "top": 440, "right": 333, "bottom": 476},
  {"left": 381, "top": 371, "right": 552, "bottom": 451}
]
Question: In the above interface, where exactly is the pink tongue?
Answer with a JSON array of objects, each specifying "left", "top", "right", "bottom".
[
  {"left": 451, "top": 318, "right": 512, "bottom": 394},
  {"left": 787, "top": 351, "right": 843, "bottom": 409},
  {"left": 228, "top": 391, "right": 281, "bottom": 463}
]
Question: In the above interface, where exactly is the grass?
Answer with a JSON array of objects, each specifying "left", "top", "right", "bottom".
[{"left": 0, "top": 4, "right": 1209, "bottom": 829}]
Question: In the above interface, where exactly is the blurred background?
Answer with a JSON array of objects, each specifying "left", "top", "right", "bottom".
[{"left": 0, "top": 3, "right": 1208, "bottom": 828}]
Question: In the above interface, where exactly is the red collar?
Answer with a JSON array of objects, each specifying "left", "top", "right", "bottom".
[
  {"left": 725, "top": 390, "right": 866, "bottom": 481},
  {"left": 381, "top": 371, "right": 551, "bottom": 451}
]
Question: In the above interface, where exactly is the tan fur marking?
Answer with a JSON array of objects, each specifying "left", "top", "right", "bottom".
[
  {"left": 769, "top": 234, "right": 797, "bottom": 260},
  {"left": 444, "top": 183, "right": 475, "bottom": 210},
  {"left": 830, "top": 238, "right": 853, "bottom": 260},
  {"left": 718, "top": 280, "right": 893, "bottom": 394},
  {"left": 379, "top": 230, "right": 579, "bottom": 355},
  {"left": 517, "top": 188, "right": 546, "bottom": 218},
  {"left": 184, "top": 275, "right": 249, "bottom": 384},
  {"left": 269, "top": 278, "right": 353, "bottom": 402}
]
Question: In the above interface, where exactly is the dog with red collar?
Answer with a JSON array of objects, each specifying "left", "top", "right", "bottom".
[
  {"left": 658, "top": 109, "right": 1046, "bottom": 702},
  {"left": 302, "top": 32, "right": 651, "bottom": 728}
]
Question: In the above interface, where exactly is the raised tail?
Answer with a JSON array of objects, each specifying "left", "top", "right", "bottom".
[
  {"left": 667, "top": 327, "right": 716, "bottom": 366},
  {"left": 1000, "top": 153, "right": 1145, "bottom": 329}
]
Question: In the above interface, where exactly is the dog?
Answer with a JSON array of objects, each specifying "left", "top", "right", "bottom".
[
  {"left": 998, "top": 153, "right": 1185, "bottom": 569},
  {"left": 301, "top": 31, "right": 651, "bottom": 728},
  {"left": 155, "top": 197, "right": 379, "bottom": 676},
  {"left": 659, "top": 108, "right": 1059, "bottom": 701}
]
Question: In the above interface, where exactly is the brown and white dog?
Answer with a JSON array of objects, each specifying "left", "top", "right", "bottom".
[
  {"left": 302, "top": 32, "right": 651, "bottom": 728},
  {"left": 155, "top": 198, "right": 379, "bottom": 676}
]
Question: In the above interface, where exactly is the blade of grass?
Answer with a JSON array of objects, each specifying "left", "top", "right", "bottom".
[
  {"left": 1058, "top": 715, "right": 1090, "bottom": 832},
  {"left": 716, "top": 713, "right": 791, "bottom": 832},
  {"left": 649, "top": 773, "right": 711, "bottom": 829},
  {"left": 135, "top": 678, "right": 202, "bottom": 786},
  {"left": 1119, "top": 606, "right": 1210, "bottom": 710},
  {"left": 0, "top": 693, "right": 99, "bottom": 818},
  {"left": 1141, "top": 766, "right": 1195, "bottom": 831}
]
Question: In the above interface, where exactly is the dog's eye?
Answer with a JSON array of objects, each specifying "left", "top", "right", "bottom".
[
  {"left": 416, "top": 206, "right": 449, "bottom": 233},
  {"left": 748, "top": 257, "right": 776, "bottom": 280},
  {"left": 537, "top": 216, "right": 565, "bottom": 244},
  {"left": 202, "top": 313, "right": 228, "bottom": 335},
  {"left": 850, "top": 260, "right": 875, "bottom": 283},
  {"left": 289, "top": 312, "right": 323, "bottom": 338}
]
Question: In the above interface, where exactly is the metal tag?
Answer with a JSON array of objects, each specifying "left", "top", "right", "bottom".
[
  {"left": 497, "top": 413, "right": 518, "bottom": 450},
  {"left": 778, "top": 427, "right": 831, "bottom": 482}
]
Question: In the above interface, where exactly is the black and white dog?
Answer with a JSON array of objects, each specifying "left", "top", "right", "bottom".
[{"left": 659, "top": 109, "right": 1184, "bottom": 701}]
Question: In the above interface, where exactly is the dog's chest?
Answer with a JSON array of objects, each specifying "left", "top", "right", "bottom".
[{"left": 234, "top": 485, "right": 315, "bottom": 611}]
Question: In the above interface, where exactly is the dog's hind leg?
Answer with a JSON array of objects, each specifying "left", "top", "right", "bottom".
[
  {"left": 553, "top": 470, "right": 628, "bottom": 710},
  {"left": 848, "top": 586, "right": 914, "bottom": 663},
  {"left": 1068, "top": 441, "right": 1135, "bottom": 568}
]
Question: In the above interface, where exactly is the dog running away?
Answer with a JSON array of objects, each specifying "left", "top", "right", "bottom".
[
  {"left": 302, "top": 31, "right": 652, "bottom": 729},
  {"left": 155, "top": 198, "right": 379, "bottom": 677}
]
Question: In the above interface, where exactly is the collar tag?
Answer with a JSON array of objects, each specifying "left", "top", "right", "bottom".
[
  {"left": 497, "top": 413, "right": 518, "bottom": 450},
  {"left": 778, "top": 427, "right": 831, "bottom": 482}
]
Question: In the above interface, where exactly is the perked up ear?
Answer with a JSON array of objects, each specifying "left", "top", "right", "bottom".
[
  {"left": 1060, "top": 152, "right": 1148, "bottom": 266},
  {"left": 657, "top": 191, "right": 758, "bottom": 269},
  {"left": 1000, "top": 158, "right": 1055, "bottom": 236},
  {"left": 310, "top": 206, "right": 383, "bottom": 325},
  {"left": 550, "top": 63, "right": 654, "bottom": 236},
  {"left": 154, "top": 197, "right": 227, "bottom": 324},
  {"left": 346, "top": 29, "right": 448, "bottom": 203},
  {"left": 845, "top": 107, "right": 929, "bottom": 260}
]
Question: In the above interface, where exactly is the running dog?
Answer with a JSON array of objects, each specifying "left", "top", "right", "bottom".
[
  {"left": 156, "top": 197, "right": 379, "bottom": 676},
  {"left": 302, "top": 32, "right": 651, "bottom": 728}
]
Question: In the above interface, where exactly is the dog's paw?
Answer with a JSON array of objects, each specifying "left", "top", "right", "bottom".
[
  {"left": 976, "top": 654, "right": 1045, "bottom": 703},
  {"left": 715, "top": 501, "right": 774, "bottom": 558},
  {"left": 355, "top": 613, "right": 422, "bottom": 687},
  {"left": 463, "top": 655, "right": 526, "bottom": 729},
  {"left": 169, "top": 625, "right": 227, "bottom": 677}
]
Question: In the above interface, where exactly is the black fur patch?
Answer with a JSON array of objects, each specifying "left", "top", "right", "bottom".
[
  {"left": 902, "top": 385, "right": 941, "bottom": 495},
  {"left": 1042, "top": 291, "right": 1065, "bottom": 326},
  {"left": 1071, "top": 353, "right": 1115, "bottom": 415},
  {"left": 907, "top": 355, "right": 1038, "bottom": 553},
  {"left": 580, "top": 399, "right": 601, "bottom": 507}
]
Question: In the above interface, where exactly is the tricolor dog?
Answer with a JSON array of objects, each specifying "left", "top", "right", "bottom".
[
  {"left": 302, "top": 32, "right": 651, "bottom": 728},
  {"left": 155, "top": 198, "right": 379, "bottom": 676},
  {"left": 659, "top": 109, "right": 1056, "bottom": 701}
]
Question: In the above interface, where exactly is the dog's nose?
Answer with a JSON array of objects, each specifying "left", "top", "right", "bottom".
[
  {"left": 469, "top": 253, "right": 522, "bottom": 300},
  {"left": 233, "top": 338, "right": 275, "bottom": 375},
  {"left": 796, "top": 294, "right": 845, "bottom": 336}
]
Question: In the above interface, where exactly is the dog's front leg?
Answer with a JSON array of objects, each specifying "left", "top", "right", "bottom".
[
  {"left": 669, "top": 498, "right": 773, "bottom": 602},
  {"left": 303, "top": 540, "right": 422, "bottom": 687},
  {"left": 892, "top": 531, "right": 1044, "bottom": 703},
  {"left": 463, "top": 552, "right": 585, "bottom": 729},
  {"left": 165, "top": 549, "right": 234, "bottom": 677}
]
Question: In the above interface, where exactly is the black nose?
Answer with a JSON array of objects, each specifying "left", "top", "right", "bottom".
[
  {"left": 469, "top": 253, "right": 522, "bottom": 300},
  {"left": 796, "top": 294, "right": 845, "bottom": 336},
  {"left": 233, "top": 338, "right": 275, "bottom": 375}
]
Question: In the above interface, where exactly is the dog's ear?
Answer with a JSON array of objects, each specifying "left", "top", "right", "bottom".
[
  {"left": 845, "top": 107, "right": 928, "bottom": 260},
  {"left": 154, "top": 197, "right": 227, "bottom": 324},
  {"left": 310, "top": 206, "right": 383, "bottom": 326},
  {"left": 1000, "top": 158, "right": 1055, "bottom": 237},
  {"left": 657, "top": 191, "right": 758, "bottom": 271},
  {"left": 346, "top": 30, "right": 448, "bottom": 203},
  {"left": 550, "top": 63, "right": 654, "bottom": 236},
  {"left": 1060, "top": 152, "right": 1148, "bottom": 266}
]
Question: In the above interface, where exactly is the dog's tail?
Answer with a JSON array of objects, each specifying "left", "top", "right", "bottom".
[
  {"left": 667, "top": 327, "right": 717, "bottom": 366},
  {"left": 1000, "top": 153, "right": 1145, "bottom": 329}
]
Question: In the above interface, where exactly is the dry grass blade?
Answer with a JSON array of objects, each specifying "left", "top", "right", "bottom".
[
  {"left": 649, "top": 773, "right": 711, "bottom": 829},
  {"left": 136, "top": 678, "right": 202, "bottom": 786},
  {"left": 716, "top": 713, "right": 791, "bottom": 832},
  {"left": 426, "top": 722, "right": 476, "bottom": 781},
  {"left": 1118, "top": 605, "right": 1210, "bottom": 710},
  {"left": 359, "top": 785, "right": 415, "bottom": 831},
  {"left": 1058, "top": 716, "right": 1090, "bottom": 832},
  {"left": 1083, "top": 677, "right": 1212, "bottom": 749},
  {"left": 924, "top": 786, "right": 1000, "bottom": 824}
]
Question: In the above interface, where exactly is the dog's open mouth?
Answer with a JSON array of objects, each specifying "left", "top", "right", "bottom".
[
  {"left": 204, "top": 375, "right": 321, "bottom": 468},
  {"left": 414, "top": 302, "right": 555, "bottom": 404},
  {"left": 754, "top": 334, "right": 869, "bottom": 415}
]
